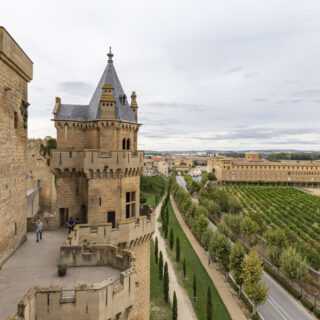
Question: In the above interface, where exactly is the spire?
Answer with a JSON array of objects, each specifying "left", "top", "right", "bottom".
[{"left": 107, "top": 46, "right": 113, "bottom": 64}]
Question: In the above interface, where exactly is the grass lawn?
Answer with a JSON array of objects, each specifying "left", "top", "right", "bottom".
[
  {"left": 144, "top": 193, "right": 158, "bottom": 208},
  {"left": 150, "top": 240, "right": 172, "bottom": 320},
  {"left": 166, "top": 201, "right": 231, "bottom": 320}
]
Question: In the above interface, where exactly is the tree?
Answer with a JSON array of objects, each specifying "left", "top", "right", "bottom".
[
  {"left": 280, "top": 247, "right": 308, "bottom": 284},
  {"left": 183, "top": 258, "right": 187, "bottom": 278},
  {"left": 159, "top": 251, "right": 164, "bottom": 280},
  {"left": 208, "top": 172, "right": 216, "bottom": 181},
  {"left": 207, "top": 286, "right": 213, "bottom": 320},
  {"left": 223, "top": 214, "right": 242, "bottom": 236},
  {"left": 164, "top": 206, "right": 170, "bottom": 238},
  {"left": 242, "top": 250, "right": 268, "bottom": 314},
  {"left": 155, "top": 237, "right": 159, "bottom": 264},
  {"left": 229, "top": 242, "right": 246, "bottom": 291},
  {"left": 265, "top": 228, "right": 288, "bottom": 267},
  {"left": 201, "top": 229, "right": 213, "bottom": 250},
  {"left": 240, "top": 216, "right": 259, "bottom": 245},
  {"left": 228, "top": 195, "right": 242, "bottom": 214},
  {"left": 176, "top": 237, "right": 180, "bottom": 262},
  {"left": 172, "top": 291, "right": 178, "bottom": 320},
  {"left": 193, "top": 274, "right": 197, "bottom": 300},
  {"left": 209, "top": 231, "right": 231, "bottom": 272},
  {"left": 169, "top": 229, "right": 174, "bottom": 250},
  {"left": 163, "top": 262, "right": 169, "bottom": 303}
]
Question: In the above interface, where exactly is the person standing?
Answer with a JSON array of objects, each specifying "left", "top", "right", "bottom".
[{"left": 35, "top": 219, "right": 44, "bottom": 242}]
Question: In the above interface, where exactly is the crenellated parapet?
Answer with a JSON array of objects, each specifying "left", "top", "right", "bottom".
[
  {"left": 67, "top": 214, "right": 154, "bottom": 249},
  {"left": 51, "top": 150, "right": 144, "bottom": 178},
  {"left": 10, "top": 269, "right": 135, "bottom": 320}
]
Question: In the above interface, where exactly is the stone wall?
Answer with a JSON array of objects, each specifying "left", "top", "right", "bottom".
[
  {"left": 27, "top": 139, "right": 56, "bottom": 212},
  {"left": 0, "top": 27, "right": 32, "bottom": 266},
  {"left": 213, "top": 157, "right": 320, "bottom": 184},
  {"left": 130, "top": 240, "right": 150, "bottom": 320},
  {"left": 11, "top": 272, "right": 135, "bottom": 320}
]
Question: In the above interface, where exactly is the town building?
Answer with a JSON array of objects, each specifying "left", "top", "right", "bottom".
[
  {"left": 210, "top": 153, "right": 320, "bottom": 185},
  {"left": 0, "top": 27, "right": 33, "bottom": 266},
  {"left": 143, "top": 157, "right": 169, "bottom": 176}
]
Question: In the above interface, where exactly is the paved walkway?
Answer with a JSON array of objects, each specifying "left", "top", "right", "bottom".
[
  {"left": 170, "top": 196, "right": 248, "bottom": 320},
  {"left": 0, "top": 230, "right": 119, "bottom": 320},
  {"left": 154, "top": 200, "right": 198, "bottom": 320}
]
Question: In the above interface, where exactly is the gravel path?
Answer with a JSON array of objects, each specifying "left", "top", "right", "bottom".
[{"left": 154, "top": 200, "right": 198, "bottom": 320}]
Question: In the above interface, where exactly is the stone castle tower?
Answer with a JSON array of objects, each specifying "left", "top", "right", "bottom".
[
  {"left": 51, "top": 48, "right": 152, "bottom": 320},
  {"left": 0, "top": 27, "right": 33, "bottom": 266}
]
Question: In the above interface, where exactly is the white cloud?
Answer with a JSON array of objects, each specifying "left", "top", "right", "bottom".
[{"left": 2, "top": 0, "right": 320, "bottom": 150}]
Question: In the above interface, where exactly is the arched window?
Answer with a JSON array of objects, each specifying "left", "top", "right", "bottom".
[
  {"left": 14, "top": 112, "right": 18, "bottom": 129},
  {"left": 122, "top": 138, "right": 126, "bottom": 150},
  {"left": 126, "top": 139, "right": 130, "bottom": 150}
]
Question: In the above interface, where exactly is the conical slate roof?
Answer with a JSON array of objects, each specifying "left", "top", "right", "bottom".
[{"left": 55, "top": 49, "right": 136, "bottom": 123}]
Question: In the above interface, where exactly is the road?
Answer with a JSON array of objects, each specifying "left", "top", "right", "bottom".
[
  {"left": 154, "top": 199, "right": 198, "bottom": 320},
  {"left": 176, "top": 176, "right": 317, "bottom": 320}
]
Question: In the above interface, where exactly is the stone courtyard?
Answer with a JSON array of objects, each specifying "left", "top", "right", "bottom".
[{"left": 0, "top": 230, "right": 120, "bottom": 319}]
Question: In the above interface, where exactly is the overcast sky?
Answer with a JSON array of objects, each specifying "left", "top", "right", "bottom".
[{"left": 3, "top": 0, "right": 320, "bottom": 151}]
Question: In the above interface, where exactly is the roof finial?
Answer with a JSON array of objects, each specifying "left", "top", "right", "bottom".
[{"left": 107, "top": 46, "right": 113, "bottom": 63}]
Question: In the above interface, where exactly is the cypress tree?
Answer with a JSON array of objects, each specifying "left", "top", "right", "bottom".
[
  {"left": 155, "top": 237, "right": 159, "bottom": 264},
  {"left": 159, "top": 251, "right": 163, "bottom": 280},
  {"left": 164, "top": 206, "right": 170, "bottom": 238},
  {"left": 183, "top": 258, "right": 187, "bottom": 278},
  {"left": 207, "top": 286, "right": 213, "bottom": 320},
  {"left": 193, "top": 274, "right": 197, "bottom": 300},
  {"left": 176, "top": 237, "right": 180, "bottom": 262},
  {"left": 172, "top": 291, "right": 178, "bottom": 320},
  {"left": 163, "top": 262, "right": 169, "bottom": 303},
  {"left": 169, "top": 229, "right": 174, "bottom": 250}
]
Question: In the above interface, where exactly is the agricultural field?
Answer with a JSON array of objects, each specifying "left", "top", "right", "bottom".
[{"left": 223, "top": 185, "right": 320, "bottom": 269}]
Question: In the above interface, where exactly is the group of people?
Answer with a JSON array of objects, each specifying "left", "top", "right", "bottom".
[{"left": 34, "top": 216, "right": 79, "bottom": 242}]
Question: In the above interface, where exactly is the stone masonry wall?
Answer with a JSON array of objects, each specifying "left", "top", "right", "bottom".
[
  {"left": 88, "top": 175, "right": 140, "bottom": 225},
  {"left": 130, "top": 240, "right": 150, "bottom": 320},
  {"left": 0, "top": 27, "right": 33, "bottom": 266}
]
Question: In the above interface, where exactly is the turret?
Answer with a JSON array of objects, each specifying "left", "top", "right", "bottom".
[
  {"left": 99, "top": 83, "right": 116, "bottom": 119},
  {"left": 131, "top": 91, "right": 138, "bottom": 122},
  {"left": 53, "top": 96, "right": 61, "bottom": 117}
]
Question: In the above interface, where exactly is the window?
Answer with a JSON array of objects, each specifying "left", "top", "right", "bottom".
[
  {"left": 122, "top": 138, "right": 126, "bottom": 150},
  {"left": 125, "top": 191, "right": 136, "bottom": 218},
  {"left": 14, "top": 112, "right": 18, "bottom": 129},
  {"left": 126, "top": 139, "right": 130, "bottom": 150}
]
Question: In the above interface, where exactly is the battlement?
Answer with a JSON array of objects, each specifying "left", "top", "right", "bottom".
[
  {"left": 60, "top": 243, "right": 133, "bottom": 269},
  {"left": 10, "top": 268, "right": 135, "bottom": 320},
  {"left": 51, "top": 150, "right": 144, "bottom": 177},
  {"left": 0, "top": 27, "right": 33, "bottom": 81},
  {"left": 8, "top": 241, "right": 136, "bottom": 320},
  {"left": 67, "top": 214, "right": 154, "bottom": 248}
]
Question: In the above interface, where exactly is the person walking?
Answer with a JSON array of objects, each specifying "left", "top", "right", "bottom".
[{"left": 35, "top": 218, "right": 43, "bottom": 242}]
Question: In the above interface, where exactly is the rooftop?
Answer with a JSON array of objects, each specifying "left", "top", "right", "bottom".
[
  {"left": 54, "top": 47, "right": 136, "bottom": 123},
  {"left": 0, "top": 230, "right": 120, "bottom": 320}
]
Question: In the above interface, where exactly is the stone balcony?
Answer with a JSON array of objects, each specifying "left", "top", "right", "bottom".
[
  {"left": 67, "top": 214, "right": 155, "bottom": 249},
  {"left": 51, "top": 150, "right": 144, "bottom": 177}
]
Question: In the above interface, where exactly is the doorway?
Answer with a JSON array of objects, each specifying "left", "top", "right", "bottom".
[
  {"left": 107, "top": 211, "right": 116, "bottom": 228},
  {"left": 59, "top": 208, "right": 69, "bottom": 227},
  {"left": 81, "top": 205, "right": 87, "bottom": 223}
]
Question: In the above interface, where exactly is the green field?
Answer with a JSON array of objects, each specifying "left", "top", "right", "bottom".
[
  {"left": 150, "top": 240, "right": 172, "bottom": 320},
  {"left": 223, "top": 185, "right": 320, "bottom": 269},
  {"left": 166, "top": 201, "right": 231, "bottom": 320}
]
